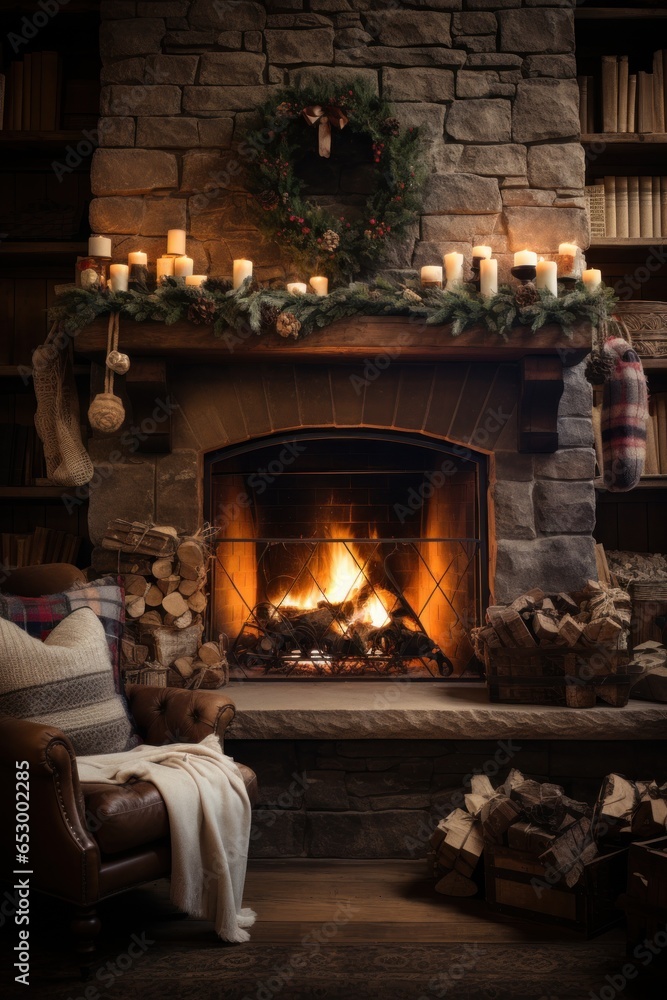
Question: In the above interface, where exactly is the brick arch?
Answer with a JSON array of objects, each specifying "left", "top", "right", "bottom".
[{"left": 172, "top": 361, "right": 519, "bottom": 459}]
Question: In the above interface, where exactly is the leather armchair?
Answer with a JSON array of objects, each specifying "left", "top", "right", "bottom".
[
  {"left": 0, "top": 561, "right": 258, "bottom": 972},
  {"left": 0, "top": 686, "right": 257, "bottom": 973}
]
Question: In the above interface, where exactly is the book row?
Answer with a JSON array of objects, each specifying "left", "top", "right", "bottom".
[
  {"left": 585, "top": 177, "right": 667, "bottom": 240},
  {"left": 578, "top": 51, "right": 667, "bottom": 134}
]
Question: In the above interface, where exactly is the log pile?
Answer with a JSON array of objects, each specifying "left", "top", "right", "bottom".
[
  {"left": 471, "top": 581, "right": 632, "bottom": 655},
  {"left": 94, "top": 520, "right": 227, "bottom": 687},
  {"left": 429, "top": 769, "right": 667, "bottom": 899},
  {"left": 430, "top": 769, "right": 599, "bottom": 895}
]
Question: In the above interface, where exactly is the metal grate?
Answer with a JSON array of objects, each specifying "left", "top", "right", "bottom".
[{"left": 214, "top": 537, "right": 481, "bottom": 680}]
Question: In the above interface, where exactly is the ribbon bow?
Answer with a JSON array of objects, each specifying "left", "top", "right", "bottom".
[{"left": 301, "top": 104, "right": 348, "bottom": 158}]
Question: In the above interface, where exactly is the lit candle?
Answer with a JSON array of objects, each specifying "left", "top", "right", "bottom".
[
  {"left": 480, "top": 258, "right": 498, "bottom": 297},
  {"left": 156, "top": 256, "right": 175, "bottom": 280},
  {"left": 514, "top": 250, "right": 538, "bottom": 267},
  {"left": 472, "top": 245, "right": 492, "bottom": 260},
  {"left": 167, "top": 229, "right": 186, "bottom": 256},
  {"left": 109, "top": 263, "right": 128, "bottom": 292},
  {"left": 185, "top": 274, "right": 207, "bottom": 286},
  {"left": 557, "top": 242, "right": 581, "bottom": 278},
  {"left": 233, "top": 258, "right": 253, "bottom": 289},
  {"left": 444, "top": 251, "right": 464, "bottom": 287},
  {"left": 174, "top": 255, "right": 194, "bottom": 277},
  {"left": 420, "top": 265, "right": 443, "bottom": 288},
  {"left": 583, "top": 268, "right": 602, "bottom": 290},
  {"left": 558, "top": 242, "right": 579, "bottom": 258},
  {"left": 536, "top": 259, "right": 558, "bottom": 296},
  {"left": 88, "top": 235, "right": 111, "bottom": 257},
  {"left": 127, "top": 251, "right": 147, "bottom": 267},
  {"left": 287, "top": 282, "right": 308, "bottom": 295},
  {"left": 310, "top": 275, "right": 328, "bottom": 296}
]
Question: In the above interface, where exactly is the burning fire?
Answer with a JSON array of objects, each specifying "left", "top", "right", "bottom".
[{"left": 274, "top": 524, "right": 393, "bottom": 628}]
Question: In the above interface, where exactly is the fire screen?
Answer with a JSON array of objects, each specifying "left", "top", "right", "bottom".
[{"left": 206, "top": 432, "right": 487, "bottom": 680}]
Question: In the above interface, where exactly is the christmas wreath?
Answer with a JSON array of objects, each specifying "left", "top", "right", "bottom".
[{"left": 245, "top": 79, "right": 424, "bottom": 284}]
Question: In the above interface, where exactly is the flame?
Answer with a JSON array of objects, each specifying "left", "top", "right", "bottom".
[{"left": 275, "top": 524, "right": 391, "bottom": 628}]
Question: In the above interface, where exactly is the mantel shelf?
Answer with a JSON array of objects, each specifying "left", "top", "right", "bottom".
[
  {"left": 75, "top": 316, "right": 592, "bottom": 455},
  {"left": 75, "top": 316, "right": 592, "bottom": 365}
]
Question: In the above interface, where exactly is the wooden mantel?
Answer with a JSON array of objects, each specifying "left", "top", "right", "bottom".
[
  {"left": 75, "top": 316, "right": 593, "bottom": 454},
  {"left": 75, "top": 315, "right": 592, "bottom": 365}
]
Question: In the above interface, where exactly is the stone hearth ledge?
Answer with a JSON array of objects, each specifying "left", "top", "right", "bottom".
[{"left": 223, "top": 682, "right": 667, "bottom": 741}]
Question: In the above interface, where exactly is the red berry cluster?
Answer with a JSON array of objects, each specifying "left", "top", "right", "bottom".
[
  {"left": 372, "top": 141, "right": 385, "bottom": 163},
  {"left": 367, "top": 218, "right": 390, "bottom": 240}
]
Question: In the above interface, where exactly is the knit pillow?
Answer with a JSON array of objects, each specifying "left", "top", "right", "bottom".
[
  {"left": 0, "top": 576, "right": 125, "bottom": 693},
  {"left": 0, "top": 608, "right": 141, "bottom": 755}
]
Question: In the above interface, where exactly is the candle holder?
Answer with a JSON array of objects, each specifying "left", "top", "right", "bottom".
[
  {"left": 469, "top": 256, "right": 486, "bottom": 292},
  {"left": 558, "top": 276, "right": 578, "bottom": 292},
  {"left": 421, "top": 278, "right": 443, "bottom": 289},
  {"left": 129, "top": 263, "right": 149, "bottom": 293},
  {"left": 511, "top": 264, "right": 537, "bottom": 284},
  {"left": 76, "top": 256, "right": 111, "bottom": 291}
]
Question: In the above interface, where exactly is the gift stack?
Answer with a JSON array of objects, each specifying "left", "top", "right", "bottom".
[
  {"left": 471, "top": 581, "right": 637, "bottom": 707},
  {"left": 429, "top": 769, "right": 637, "bottom": 937}
]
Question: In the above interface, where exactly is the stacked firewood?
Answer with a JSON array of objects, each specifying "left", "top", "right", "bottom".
[
  {"left": 93, "top": 519, "right": 227, "bottom": 688},
  {"left": 430, "top": 769, "right": 598, "bottom": 895},
  {"left": 471, "top": 581, "right": 631, "bottom": 654}
]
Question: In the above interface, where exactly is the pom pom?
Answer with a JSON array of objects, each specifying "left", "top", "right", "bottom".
[
  {"left": 106, "top": 350, "right": 131, "bottom": 374},
  {"left": 88, "top": 392, "right": 125, "bottom": 434}
]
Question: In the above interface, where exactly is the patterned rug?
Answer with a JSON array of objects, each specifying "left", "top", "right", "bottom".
[{"left": 12, "top": 934, "right": 665, "bottom": 1000}]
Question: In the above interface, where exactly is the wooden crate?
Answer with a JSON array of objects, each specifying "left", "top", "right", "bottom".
[
  {"left": 617, "top": 836, "right": 667, "bottom": 956},
  {"left": 630, "top": 581, "right": 667, "bottom": 648},
  {"left": 484, "top": 644, "right": 632, "bottom": 707},
  {"left": 485, "top": 843, "right": 628, "bottom": 938}
]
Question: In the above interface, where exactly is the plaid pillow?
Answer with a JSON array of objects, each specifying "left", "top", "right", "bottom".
[{"left": 0, "top": 576, "right": 125, "bottom": 693}]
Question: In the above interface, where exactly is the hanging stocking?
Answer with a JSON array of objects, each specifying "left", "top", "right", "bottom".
[
  {"left": 599, "top": 336, "right": 649, "bottom": 493},
  {"left": 33, "top": 325, "right": 95, "bottom": 487}
]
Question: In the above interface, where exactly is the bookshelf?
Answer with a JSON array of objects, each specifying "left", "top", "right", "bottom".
[{"left": 0, "top": 2, "right": 99, "bottom": 571}]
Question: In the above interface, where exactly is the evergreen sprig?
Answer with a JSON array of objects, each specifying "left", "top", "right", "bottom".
[{"left": 48, "top": 280, "right": 617, "bottom": 344}]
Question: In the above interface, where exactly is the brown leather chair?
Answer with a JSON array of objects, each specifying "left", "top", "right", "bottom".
[{"left": 0, "top": 565, "right": 257, "bottom": 973}]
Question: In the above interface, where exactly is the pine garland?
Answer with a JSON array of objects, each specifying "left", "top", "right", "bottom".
[{"left": 48, "top": 280, "right": 617, "bottom": 343}]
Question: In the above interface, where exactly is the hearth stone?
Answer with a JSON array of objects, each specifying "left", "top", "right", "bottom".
[{"left": 227, "top": 736, "right": 667, "bottom": 859}]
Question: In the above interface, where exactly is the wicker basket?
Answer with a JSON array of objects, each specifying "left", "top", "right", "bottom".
[
  {"left": 484, "top": 644, "right": 635, "bottom": 708},
  {"left": 123, "top": 663, "right": 170, "bottom": 687}
]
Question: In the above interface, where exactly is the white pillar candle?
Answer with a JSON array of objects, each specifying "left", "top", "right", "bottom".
[
  {"left": 514, "top": 250, "right": 538, "bottom": 267},
  {"left": 536, "top": 259, "right": 558, "bottom": 296},
  {"left": 287, "top": 282, "right": 308, "bottom": 295},
  {"left": 233, "top": 258, "right": 253, "bottom": 289},
  {"left": 167, "top": 229, "right": 186, "bottom": 256},
  {"left": 89, "top": 235, "right": 111, "bottom": 257},
  {"left": 109, "top": 264, "right": 129, "bottom": 292},
  {"left": 583, "top": 268, "right": 602, "bottom": 290},
  {"left": 310, "top": 275, "right": 328, "bottom": 296},
  {"left": 174, "top": 255, "right": 194, "bottom": 277},
  {"left": 185, "top": 274, "right": 207, "bottom": 286},
  {"left": 156, "top": 256, "right": 175, "bottom": 279},
  {"left": 472, "top": 245, "right": 492, "bottom": 260},
  {"left": 558, "top": 242, "right": 579, "bottom": 258},
  {"left": 480, "top": 258, "right": 498, "bottom": 297},
  {"left": 420, "top": 265, "right": 443, "bottom": 287},
  {"left": 128, "top": 251, "right": 147, "bottom": 267},
  {"left": 444, "top": 251, "right": 464, "bottom": 287}
]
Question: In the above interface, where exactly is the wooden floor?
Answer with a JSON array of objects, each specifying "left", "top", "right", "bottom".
[{"left": 242, "top": 859, "right": 623, "bottom": 945}]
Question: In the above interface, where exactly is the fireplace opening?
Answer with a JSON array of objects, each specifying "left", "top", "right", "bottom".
[{"left": 205, "top": 432, "right": 488, "bottom": 680}]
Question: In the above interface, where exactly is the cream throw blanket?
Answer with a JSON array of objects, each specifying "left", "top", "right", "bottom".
[{"left": 76, "top": 735, "right": 256, "bottom": 942}]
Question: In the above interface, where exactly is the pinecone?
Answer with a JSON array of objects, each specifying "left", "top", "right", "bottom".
[
  {"left": 276, "top": 311, "right": 301, "bottom": 339},
  {"left": 322, "top": 229, "right": 340, "bottom": 253},
  {"left": 402, "top": 288, "right": 422, "bottom": 303},
  {"left": 515, "top": 282, "right": 539, "bottom": 309},
  {"left": 187, "top": 298, "right": 216, "bottom": 326},
  {"left": 261, "top": 303, "right": 280, "bottom": 329},
  {"left": 257, "top": 189, "right": 279, "bottom": 212},
  {"left": 585, "top": 348, "right": 616, "bottom": 385},
  {"left": 381, "top": 116, "right": 400, "bottom": 136}
]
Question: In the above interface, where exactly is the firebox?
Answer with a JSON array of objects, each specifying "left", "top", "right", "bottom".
[{"left": 205, "top": 431, "right": 488, "bottom": 680}]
